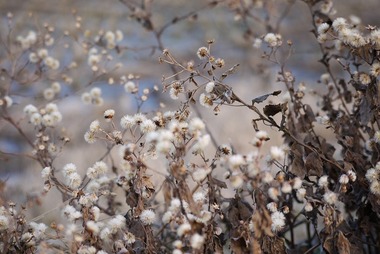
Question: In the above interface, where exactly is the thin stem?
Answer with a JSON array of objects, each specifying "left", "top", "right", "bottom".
[
  {"left": 2, "top": 113, "right": 34, "bottom": 148},
  {"left": 0, "top": 150, "right": 37, "bottom": 161}
]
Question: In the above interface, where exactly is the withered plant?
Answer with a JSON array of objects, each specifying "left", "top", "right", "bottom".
[{"left": 1, "top": 0, "right": 380, "bottom": 253}]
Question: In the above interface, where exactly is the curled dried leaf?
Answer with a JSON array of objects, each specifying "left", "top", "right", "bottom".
[
  {"left": 263, "top": 103, "right": 287, "bottom": 117},
  {"left": 337, "top": 231, "right": 351, "bottom": 254},
  {"left": 252, "top": 90, "right": 282, "bottom": 104},
  {"left": 220, "top": 64, "right": 240, "bottom": 80}
]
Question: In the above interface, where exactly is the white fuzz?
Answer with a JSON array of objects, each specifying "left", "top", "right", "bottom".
[
  {"left": 271, "top": 211, "right": 286, "bottom": 232},
  {"left": 140, "top": 209, "right": 156, "bottom": 225}
]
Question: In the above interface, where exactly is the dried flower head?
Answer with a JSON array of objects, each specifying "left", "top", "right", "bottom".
[
  {"left": 332, "top": 17, "right": 347, "bottom": 32},
  {"left": 199, "top": 93, "right": 213, "bottom": 108},
  {"left": 266, "top": 202, "right": 278, "bottom": 212},
  {"left": 270, "top": 146, "right": 285, "bottom": 161},
  {"left": 177, "top": 223, "right": 191, "bottom": 237},
  {"left": 190, "top": 233, "right": 205, "bottom": 249},
  {"left": 323, "top": 191, "right": 337, "bottom": 205},
  {"left": 140, "top": 209, "right": 156, "bottom": 225},
  {"left": 140, "top": 119, "right": 156, "bottom": 133},
  {"left": 104, "top": 109, "right": 115, "bottom": 121},
  {"left": 197, "top": 47, "right": 209, "bottom": 59},
  {"left": 271, "top": 211, "right": 286, "bottom": 232},
  {"left": 318, "top": 175, "right": 329, "bottom": 188},
  {"left": 264, "top": 33, "right": 281, "bottom": 47},
  {"left": 317, "top": 23, "right": 330, "bottom": 34},
  {"left": 339, "top": 174, "right": 349, "bottom": 184}
]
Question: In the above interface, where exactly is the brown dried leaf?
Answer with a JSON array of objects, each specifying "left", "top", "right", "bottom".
[
  {"left": 289, "top": 143, "right": 305, "bottom": 178},
  {"left": 320, "top": 138, "right": 336, "bottom": 159},
  {"left": 305, "top": 152, "right": 323, "bottom": 176},
  {"left": 323, "top": 235, "right": 334, "bottom": 254},
  {"left": 178, "top": 180, "right": 198, "bottom": 215},
  {"left": 291, "top": 155, "right": 306, "bottom": 179},
  {"left": 128, "top": 219, "right": 145, "bottom": 239},
  {"left": 227, "top": 206, "right": 240, "bottom": 228},
  {"left": 303, "top": 104, "right": 316, "bottom": 122},
  {"left": 125, "top": 188, "right": 139, "bottom": 208},
  {"left": 251, "top": 238, "right": 263, "bottom": 254},
  {"left": 237, "top": 200, "right": 253, "bottom": 221},
  {"left": 262, "top": 235, "right": 286, "bottom": 254},
  {"left": 343, "top": 161, "right": 354, "bottom": 172},
  {"left": 142, "top": 175, "right": 155, "bottom": 191},
  {"left": 227, "top": 197, "right": 253, "bottom": 228},
  {"left": 230, "top": 237, "right": 248, "bottom": 254},
  {"left": 162, "top": 179, "right": 172, "bottom": 207},
  {"left": 344, "top": 150, "right": 367, "bottom": 169},
  {"left": 337, "top": 231, "right": 351, "bottom": 254},
  {"left": 252, "top": 209, "right": 273, "bottom": 239},
  {"left": 134, "top": 196, "right": 145, "bottom": 216},
  {"left": 204, "top": 224, "right": 223, "bottom": 253}
]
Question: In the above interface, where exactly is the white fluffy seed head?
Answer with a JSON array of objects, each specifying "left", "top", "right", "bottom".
[
  {"left": 140, "top": 209, "right": 156, "bottom": 225},
  {"left": 271, "top": 211, "right": 285, "bottom": 232},
  {"left": 190, "top": 233, "right": 205, "bottom": 249},
  {"left": 323, "top": 191, "right": 337, "bottom": 205},
  {"left": 270, "top": 146, "right": 285, "bottom": 161},
  {"left": 177, "top": 223, "right": 191, "bottom": 237},
  {"left": 205, "top": 82, "right": 215, "bottom": 93},
  {"left": 339, "top": 174, "right": 349, "bottom": 184}
]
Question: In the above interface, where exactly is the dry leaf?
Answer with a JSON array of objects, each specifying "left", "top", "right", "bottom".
[
  {"left": 305, "top": 152, "right": 323, "bottom": 176},
  {"left": 337, "top": 231, "right": 351, "bottom": 254},
  {"left": 177, "top": 180, "right": 198, "bottom": 215},
  {"left": 162, "top": 179, "right": 172, "bottom": 207},
  {"left": 252, "top": 209, "right": 273, "bottom": 239},
  {"left": 263, "top": 103, "right": 283, "bottom": 117},
  {"left": 262, "top": 235, "right": 286, "bottom": 254},
  {"left": 230, "top": 237, "right": 249, "bottom": 254},
  {"left": 323, "top": 235, "right": 334, "bottom": 254},
  {"left": 220, "top": 64, "right": 240, "bottom": 80},
  {"left": 251, "top": 238, "right": 263, "bottom": 254},
  {"left": 252, "top": 90, "right": 281, "bottom": 104},
  {"left": 289, "top": 143, "right": 306, "bottom": 178}
]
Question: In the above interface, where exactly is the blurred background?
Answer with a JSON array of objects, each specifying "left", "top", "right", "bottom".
[{"left": 0, "top": 0, "right": 379, "bottom": 223}]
